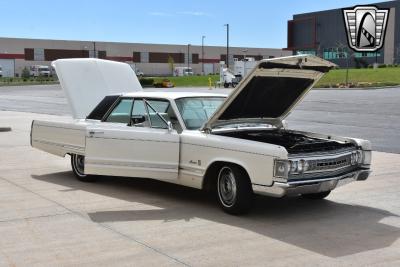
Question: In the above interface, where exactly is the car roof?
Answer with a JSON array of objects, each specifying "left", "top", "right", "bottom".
[{"left": 120, "top": 91, "right": 227, "bottom": 100}]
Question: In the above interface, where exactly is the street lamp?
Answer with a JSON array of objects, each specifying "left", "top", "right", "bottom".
[
  {"left": 202, "top": 35, "right": 206, "bottom": 75},
  {"left": 224, "top": 24, "right": 229, "bottom": 68},
  {"left": 93, "top": 41, "right": 97, "bottom": 58}
]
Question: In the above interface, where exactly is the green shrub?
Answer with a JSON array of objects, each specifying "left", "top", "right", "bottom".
[
  {"left": 139, "top": 78, "right": 154, "bottom": 86},
  {"left": 21, "top": 67, "right": 30, "bottom": 79},
  {"left": 378, "top": 64, "right": 387, "bottom": 68}
]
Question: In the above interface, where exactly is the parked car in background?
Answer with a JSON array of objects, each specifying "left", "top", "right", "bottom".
[
  {"left": 30, "top": 65, "right": 51, "bottom": 77},
  {"left": 174, "top": 67, "right": 193, "bottom": 76},
  {"left": 154, "top": 79, "right": 174, "bottom": 88},
  {"left": 135, "top": 69, "right": 144, "bottom": 77},
  {"left": 31, "top": 57, "right": 372, "bottom": 215},
  {"left": 0, "top": 65, "right": 2, "bottom": 77}
]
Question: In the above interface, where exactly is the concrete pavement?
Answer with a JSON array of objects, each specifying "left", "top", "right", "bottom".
[{"left": 0, "top": 110, "right": 399, "bottom": 266}]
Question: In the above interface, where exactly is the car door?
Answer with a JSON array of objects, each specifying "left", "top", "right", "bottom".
[{"left": 84, "top": 97, "right": 180, "bottom": 180}]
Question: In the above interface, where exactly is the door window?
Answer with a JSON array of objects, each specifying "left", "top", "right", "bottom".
[
  {"left": 131, "top": 99, "right": 150, "bottom": 127},
  {"left": 105, "top": 98, "right": 133, "bottom": 124},
  {"left": 146, "top": 100, "right": 170, "bottom": 129}
]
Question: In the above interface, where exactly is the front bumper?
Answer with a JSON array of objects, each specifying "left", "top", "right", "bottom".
[{"left": 252, "top": 169, "right": 371, "bottom": 198}]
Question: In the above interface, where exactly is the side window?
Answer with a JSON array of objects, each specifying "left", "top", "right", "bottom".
[
  {"left": 105, "top": 98, "right": 133, "bottom": 124},
  {"left": 130, "top": 99, "right": 150, "bottom": 127},
  {"left": 146, "top": 100, "right": 171, "bottom": 129},
  {"left": 131, "top": 99, "right": 150, "bottom": 127}
]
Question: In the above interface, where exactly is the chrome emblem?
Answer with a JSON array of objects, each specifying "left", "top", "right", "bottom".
[{"left": 343, "top": 5, "right": 389, "bottom": 52}]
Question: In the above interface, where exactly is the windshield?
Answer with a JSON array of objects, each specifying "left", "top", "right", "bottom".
[
  {"left": 175, "top": 97, "right": 225, "bottom": 130},
  {"left": 184, "top": 69, "right": 192, "bottom": 73},
  {"left": 39, "top": 67, "right": 49, "bottom": 71}
]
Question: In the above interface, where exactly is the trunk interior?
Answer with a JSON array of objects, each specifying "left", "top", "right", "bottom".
[{"left": 214, "top": 129, "right": 356, "bottom": 155}]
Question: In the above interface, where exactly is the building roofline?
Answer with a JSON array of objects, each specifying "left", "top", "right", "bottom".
[
  {"left": 292, "top": 0, "right": 397, "bottom": 18},
  {"left": 0, "top": 36, "right": 286, "bottom": 51}
]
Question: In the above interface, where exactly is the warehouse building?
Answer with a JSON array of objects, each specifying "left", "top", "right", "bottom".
[
  {"left": 287, "top": 0, "right": 399, "bottom": 67},
  {"left": 0, "top": 37, "right": 290, "bottom": 77}
]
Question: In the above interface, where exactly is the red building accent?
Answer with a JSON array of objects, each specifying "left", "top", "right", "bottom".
[{"left": 0, "top": 53, "right": 25, "bottom": 59}]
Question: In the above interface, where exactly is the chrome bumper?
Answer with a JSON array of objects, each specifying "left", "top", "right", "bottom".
[{"left": 252, "top": 169, "right": 371, "bottom": 198}]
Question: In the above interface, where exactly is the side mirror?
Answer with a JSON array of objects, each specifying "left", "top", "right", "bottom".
[{"left": 167, "top": 121, "right": 173, "bottom": 132}]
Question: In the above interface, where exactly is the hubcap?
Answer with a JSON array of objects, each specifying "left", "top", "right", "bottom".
[
  {"left": 74, "top": 155, "right": 85, "bottom": 176},
  {"left": 218, "top": 167, "right": 237, "bottom": 207}
]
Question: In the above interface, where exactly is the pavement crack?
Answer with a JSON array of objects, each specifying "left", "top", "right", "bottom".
[{"left": 0, "top": 211, "right": 72, "bottom": 223}]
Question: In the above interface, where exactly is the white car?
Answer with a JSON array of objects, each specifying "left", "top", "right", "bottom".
[
  {"left": 31, "top": 56, "right": 371, "bottom": 214},
  {"left": 0, "top": 65, "right": 3, "bottom": 77}
]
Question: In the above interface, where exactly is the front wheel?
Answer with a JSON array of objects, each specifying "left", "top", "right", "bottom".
[
  {"left": 70, "top": 154, "right": 97, "bottom": 182},
  {"left": 301, "top": 190, "right": 331, "bottom": 200},
  {"left": 216, "top": 164, "right": 254, "bottom": 215}
]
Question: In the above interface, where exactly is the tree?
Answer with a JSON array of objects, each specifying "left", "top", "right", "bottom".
[
  {"left": 168, "top": 55, "right": 175, "bottom": 75},
  {"left": 21, "top": 67, "right": 30, "bottom": 80}
]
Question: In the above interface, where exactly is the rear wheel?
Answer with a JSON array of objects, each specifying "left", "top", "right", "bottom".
[
  {"left": 301, "top": 190, "right": 331, "bottom": 200},
  {"left": 216, "top": 164, "right": 253, "bottom": 215},
  {"left": 71, "top": 154, "right": 97, "bottom": 182}
]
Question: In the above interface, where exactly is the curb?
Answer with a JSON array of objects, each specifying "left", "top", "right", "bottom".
[
  {"left": 313, "top": 85, "right": 400, "bottom": 90},
  {"left": 0, "top": 127, "right": 12, "bottom": 132}
]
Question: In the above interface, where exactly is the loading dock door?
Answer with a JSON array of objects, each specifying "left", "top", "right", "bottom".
[
  {"left": 204, "top": 63, "right": 214, "bottom": 75},
  {"left": 0, "top": 59, "right": 15, "bottom": 77}
]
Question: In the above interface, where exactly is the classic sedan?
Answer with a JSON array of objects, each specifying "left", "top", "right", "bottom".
[{"left": 31, "top": 55, "right": 371, "bottom": 214}]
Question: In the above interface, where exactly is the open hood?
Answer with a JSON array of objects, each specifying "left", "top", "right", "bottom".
[
  {"left": 53, "top": 58, "right": 142, "bottom": 119},
  {"left": 202, "top": 55, "right": 336, "bottom": 131}
]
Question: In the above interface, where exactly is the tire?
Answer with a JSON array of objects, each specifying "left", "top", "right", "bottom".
[
  {"left": 216, "top": 164, "right": 254, "bottom": 215},
  {"left": 301, "top": 190, "right": 331, "bottom": 200},
  {"left": 223, "top": 82, "right": 229, "bottom": 88},
  {"left": 70, "top": 154, "right": 97, "bottom": 182}
]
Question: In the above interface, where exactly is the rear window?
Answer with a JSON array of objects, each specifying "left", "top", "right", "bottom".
[{"left": 86, "top": 95, "right": 120, "bottom": 120}]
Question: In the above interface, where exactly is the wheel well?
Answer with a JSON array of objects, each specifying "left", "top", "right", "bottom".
[{"left": 202, "top": 161, "right": 250, "bottom": 192}]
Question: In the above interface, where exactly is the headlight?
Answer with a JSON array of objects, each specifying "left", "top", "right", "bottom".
[
  {"left": 288, "top": 159, "right": 309, "bottom": 175},
  {"left": 274, "top": 159, "right": 289, "bottom": 179},
  {"left": 350, "top": 150, "right": 364, "bottom": 165},
  {"left": 357, "top": 150, "right": 363, "bottom": 164}
]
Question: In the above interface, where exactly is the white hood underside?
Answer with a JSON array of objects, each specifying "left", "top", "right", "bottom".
[{"left": 53, "top": 58, "right": 142, "bottom": 119}]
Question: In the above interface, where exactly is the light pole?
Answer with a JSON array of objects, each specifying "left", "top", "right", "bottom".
[
  {"left": 202, "top": 35, "right": 206, "bottom": 75},
  {"left": 224, "top": 24, "right": 229, "bottom": 68},
  {"left": 187, "top": 44, "right": 191, "bottom": 72},
  {"left": 242, "top": 49, "right": 248, "bottom": 77},
  {"left": 93, "top": 42, "right": 97, "bottom": 58}
]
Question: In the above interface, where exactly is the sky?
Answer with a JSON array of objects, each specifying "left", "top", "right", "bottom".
[{"left": 0, "top": 0, "right": 387, "bottom": 48}]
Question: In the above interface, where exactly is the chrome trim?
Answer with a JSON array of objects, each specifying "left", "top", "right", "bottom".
[
  {"left": 253, "top": 169, "right": 371, "bottom": 198},
  {"left": 32, "top": 139, "right": 85, "bottom": 152}
]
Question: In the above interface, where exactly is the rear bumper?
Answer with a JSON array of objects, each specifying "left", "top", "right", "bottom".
[{"left": 252, "top": 169, "right": 371, "bottom": 198}]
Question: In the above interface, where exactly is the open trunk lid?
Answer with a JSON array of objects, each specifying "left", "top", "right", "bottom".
[
  {"left": 52, "top": 58, "right": 142, "bottom": 119},
  {"left": 202, "top": 55, "right": 336, "bottom": 131}
]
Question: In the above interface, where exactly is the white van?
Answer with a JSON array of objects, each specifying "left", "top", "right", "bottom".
[
  {"left": 173, "top": 67, "right": 193, "bottom": 76},
  {"left": 30, "top": 65, "right": 51, "bottom": 77}
]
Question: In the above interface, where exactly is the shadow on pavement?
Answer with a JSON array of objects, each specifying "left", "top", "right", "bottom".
[{"left": 32, "top": 171, "right": 400, "bottom": 258}]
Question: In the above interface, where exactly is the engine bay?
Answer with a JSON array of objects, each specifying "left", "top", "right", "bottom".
[{"left": 214, "top": 129, "right": 356, "bottom": 154}]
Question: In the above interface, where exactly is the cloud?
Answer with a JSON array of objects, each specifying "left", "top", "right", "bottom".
[
  {"left": 148, "top": 11, "right": 172, "bottom": 17},
  {"left": 177, "top": 11, "right": 211, "bottom": 17}
]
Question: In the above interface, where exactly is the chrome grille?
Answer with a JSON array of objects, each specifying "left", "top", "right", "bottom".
[{"left": 307, "top": 153, "right": 352, "bottom": 172}]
